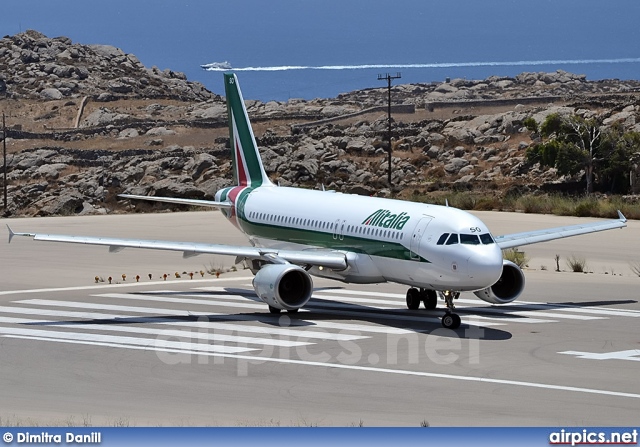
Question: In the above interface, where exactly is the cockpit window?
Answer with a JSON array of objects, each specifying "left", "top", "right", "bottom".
[
  {"left": 460, "top": 234, "right": 480, "bottom": 245},
  {"left": 480, "top": 233, "right": 494, "bottom": 244},
  {"left": 445, "top": 233, "right": 459, "bottom": 245},
  {"left": 436, "top": 233, "right": 449, "bottom": 245}
]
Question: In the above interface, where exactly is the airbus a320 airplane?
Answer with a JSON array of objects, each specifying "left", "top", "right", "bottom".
[{"left": 8, "top": 73, "right": 627, "bottom": 329}]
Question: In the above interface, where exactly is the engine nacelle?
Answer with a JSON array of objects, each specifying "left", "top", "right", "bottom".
[
  {"left": 474, "top": 260, "right": 525, "bottom": 304},
  {"left": 253, "top": 264, "right": 313, "bottom": 311}
]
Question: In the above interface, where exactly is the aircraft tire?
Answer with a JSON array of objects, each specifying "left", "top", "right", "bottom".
[
  {"left": 406, "top": 288, "right": 421, "bottom": 310},
  {"left": 268, "top": 305, "right": 282, "bottom": 314},
  {"left": 442, "top": 313, "right": 461, "bottom": 329},
  {"left": 422, "top": 290, "right": 438, "bottom": 309}
]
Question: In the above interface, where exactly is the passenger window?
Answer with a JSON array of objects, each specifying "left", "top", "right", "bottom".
[
  {"left": 436, "top": 233, "right": 449, "bottom": 245},
  {"left": 445, "top": 233, "right": 459, "bottom": 245},
  {"left": 480, "top": 233, "right": 494, "bottom": 244},
  {"left": 460, "top": 234, "right": 480, "bottom": 245}
]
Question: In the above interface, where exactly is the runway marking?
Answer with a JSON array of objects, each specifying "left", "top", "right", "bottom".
[
  {"left": 559, "top": 349, "right": 640, "bottom": 362},
  {"left": 0, "top": 326, "right": 254, "bottom": 354},
  {"left": 17, "top": 297, "right": 503, "bottom": 327},
  {"left": 0, "top": 305, "right": 422, "bottom": 338},
  {"left": 2, "top": 288, "right": 640, "bottom": 401},
  {"left": 316, "top": 289, "right": 640, "bottom": 321},
  {"left": 0, "top": 316, "right": 312, "bottom": 347},
  {"left": 0, "top": 277, "right": 255, "bottom": 296},
  {"left": 0, "top": 315, "right": 372, "bottom": 343},
  {"left": 4, "top": 330, "right": 637, "bottom": 402}
]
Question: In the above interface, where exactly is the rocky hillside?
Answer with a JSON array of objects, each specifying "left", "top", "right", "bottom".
[
  {"left": 0, "top": 29, "right": 213, "bottom": 101},
  {"left": 2, "top": 31, "right": 640, "bottom": 217}
]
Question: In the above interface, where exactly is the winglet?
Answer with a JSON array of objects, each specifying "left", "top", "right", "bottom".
[
  {"left": 617, "top": 210, "right": 627, "bottom": 223},
  {"left": 6, "top": 225, "right": 36, "bottom": 244}
]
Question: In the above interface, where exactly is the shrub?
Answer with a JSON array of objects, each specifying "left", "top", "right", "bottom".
[
  {"left": 516, "top": 195, "right": 551, "bottom": 214},
  {"left": 566, "top": 254, "right": 588, "bottom": 273},
  {"left": 504, "top": 248, "right": 529, "bottom": 268},
  {"left": 573, "top": 198, "right": 600, "bottom": 217},
  {"left": 523, "top": 117, "right": 538, "bottom": 133}
]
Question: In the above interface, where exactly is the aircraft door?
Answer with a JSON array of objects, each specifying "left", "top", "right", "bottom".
[
  {"left": 409, "top": 216, "right": 433, "bottom": 261},
  {"left": 333, "top": 219, "right": 341, "bottom": 240}
]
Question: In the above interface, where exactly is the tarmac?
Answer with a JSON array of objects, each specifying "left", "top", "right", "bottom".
[{"left": 0, "top": 210, "right": 638, "bottom": 426}]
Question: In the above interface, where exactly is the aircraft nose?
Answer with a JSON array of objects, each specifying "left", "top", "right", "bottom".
[{"left": 467, "top": 249, "right": 503, "bottom": 285}]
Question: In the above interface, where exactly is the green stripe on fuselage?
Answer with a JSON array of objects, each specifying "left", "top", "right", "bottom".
[
  {"left": 236, "top": 215, "right": 428, "bottom": 262},
  {"left": 234, "top": 188, "right": 427, "bottom": 261}
]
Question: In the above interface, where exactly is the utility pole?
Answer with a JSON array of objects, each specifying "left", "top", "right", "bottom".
[
  {"left": 378, "top": 73, "right": 401, "bottom": 187},
  {"left": 2, "top": 113, "right": 6, "bottom": 211}
]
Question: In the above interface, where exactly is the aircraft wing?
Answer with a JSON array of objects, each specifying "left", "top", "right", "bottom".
[
  {"left": 6, "top": 226, "right": 347, "bottom": 270},
  {"left": 118, "top": 194, "right": 233, "bottom": 209},
  {"left": 494, "top": 211, "right": 627, "bottom": 250}
]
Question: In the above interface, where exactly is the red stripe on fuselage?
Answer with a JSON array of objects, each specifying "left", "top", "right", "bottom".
[
  {"left": 235, "top": 137, "right": 249, "bottom": 186},
  {"left": 226, "top": 185, "right": 246, "bottom": 229}
]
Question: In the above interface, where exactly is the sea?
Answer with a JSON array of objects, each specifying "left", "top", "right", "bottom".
[{"left": 2, "top": 0, "right": 640, "bottom": 102}]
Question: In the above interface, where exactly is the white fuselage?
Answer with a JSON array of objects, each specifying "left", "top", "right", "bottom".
[{"left": 219, "top": 185, "right": 504, "bottom": 292}]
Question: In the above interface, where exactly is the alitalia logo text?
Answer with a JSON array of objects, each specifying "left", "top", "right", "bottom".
[{"left": 362, "top": 209, "right": 410, "bottom": 230}]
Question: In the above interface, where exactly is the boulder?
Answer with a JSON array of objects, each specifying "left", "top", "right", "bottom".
[
  {"left": 40, "top": 88, "right": 63, "bottom": 99},
  {"left": 118, "top": 128, "right": 139, "bottom": 138},
  {"left": 146, "top": 127, "right": 176, "bottom": 136},
  {"left": 444, "top": 158, "right": 470, "bottom": 174},
  {"left": 37, "top": 193, "right": 84, "bottom": 216}
]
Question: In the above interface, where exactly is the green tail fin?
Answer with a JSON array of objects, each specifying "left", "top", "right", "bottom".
[{"left": 224, "top": 73, "right": 272, "bottom": 187}]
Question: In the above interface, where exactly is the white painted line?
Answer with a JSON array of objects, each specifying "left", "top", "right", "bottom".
[
  {"left": 314, "top": 289, "right": 406, "bottom": 298},
  {"left": 317, "top": 289, "right": 640, "bottom": 318},
  {"left": 0, "top": 306, "right": 137, "bottom": 320},
  {"left": 463, "top": 315, "right": 554, "bottom": 324},
  {"left": 96, "top": 292, "right": 265, "bottom": 311},
  {"left": 559, "top": 349, "right": 640, "bottom": 361},
  {"left": 0, "top": 315, "right": 368, "bottom": 343},
  {"left": 0, "top": 303, "right": 435, "bottom": 338},
  {"left": 508, "top": 310, "right": 603, "bottom": 321},
  {"left": 0, "top": 277, "right": 256, "bottom": 296},
  {"left": 0, "top": 326, "right": 254, "bottom": 354},
  {"left": 23, "top": 297, "right": 501, "bottom": 328},
  {"left": 18, "top": 299, "right": 199, "bottom": 316},
  {"left": 0, "top": 316, "right": 312, "bottom": 348},
  {"left": 494, "top": 298, "right": 640, "bottom": 317},
  {"left": 2, "top": 334, "right": 256, "bottom": 357}
]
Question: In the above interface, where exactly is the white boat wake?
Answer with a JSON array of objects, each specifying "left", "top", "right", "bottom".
[{"left": 201, "top": 57, "right": 640, "bottom": 72}]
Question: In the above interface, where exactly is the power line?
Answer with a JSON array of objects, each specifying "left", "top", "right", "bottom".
[
  {"left": 2, "top": 112, "right": 7, "bottom": 211},
  {"left": 377, "top": 72, "right": 401, "bottom": 187}
]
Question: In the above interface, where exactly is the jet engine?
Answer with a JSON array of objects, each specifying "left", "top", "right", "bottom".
[
  {"left": 474, "top": 260, "right": 525, "bottom": 304},
  {"left": 252, "top": 264, "right": 313, "bottom": 311}
]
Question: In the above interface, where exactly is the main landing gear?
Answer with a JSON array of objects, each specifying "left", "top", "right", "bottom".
[
  {"left": 405, "top": 288, "right": 437, "bottom": 310},
  {"left": 405, "top": 288, "right": 461, "bottom": 329}
]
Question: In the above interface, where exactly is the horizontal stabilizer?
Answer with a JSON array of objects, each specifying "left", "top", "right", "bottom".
[{"left": 118, "top": 194, "right": 232, "bottom": 209}]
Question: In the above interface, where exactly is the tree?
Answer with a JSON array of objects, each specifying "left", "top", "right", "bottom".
[
  {"left": 599, "top": 126, "right": 640, "bottom": 193},
  {"left": 525, "top": 113, "right": 638, "bottom": 194},
  {"left": 561, "top": 115, "right": 602, "bottom": 194}
]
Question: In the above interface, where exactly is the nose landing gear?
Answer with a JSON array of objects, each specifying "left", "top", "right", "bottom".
[
  {"left": 441, "top": 290, "right": 461, "bottom": 329},
  {"left": 406, "top": 288, "right": 461, "bottom": 329}
]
